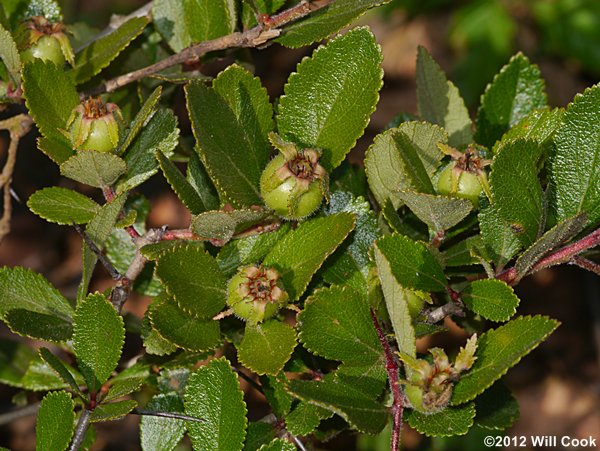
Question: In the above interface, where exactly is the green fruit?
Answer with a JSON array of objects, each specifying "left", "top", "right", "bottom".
[
  {"left": 260, "top": 138, "right": 329, "bottom": 220},
  {"left": 226, "top": 265, "right": 288, "bottom": 325},
  {"left": 437, "top": 163, "right": 483, "bottom": 206},
  {"left": 66, "top": 98, "right": 122, "bottom": 153},
  {"left": 15, "top": 16, "right": 74, "bottom": 66},
  {"left": 20, "top": 35, "right": 64, "bottom": 65}
]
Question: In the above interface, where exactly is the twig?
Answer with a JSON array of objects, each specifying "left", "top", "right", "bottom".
[
  {"left": 131, "top": 408, "right": 204, "bottom": 423},
  {"left": 370, "top": 309, "right": 402, "bottom": 451},
  {"left": 571, "top": 256, "right": 600, "bottom": 276},
  {"left": 0, "top": 114, "right": 33, "bottom": 242},
  {"left": 0, "top": 402, "right": 40, "bottom": 426},
  {"left": 73, "top": 223, "right": 121, "bottom": 280},
  {"left": 426, "top": 301, "right": 465, "bottom": 324},
  {"left": 233, "top": 366, "right": 263, "bottom": 395},
  {"left": 84, "top": 0, "right": 335, "bottom": 96},
  {"left": 497, "top": 227, "right": 600, "bottom": 285},
  {"left": 69, "top": 409, "right": 91, "bottom": 451}
]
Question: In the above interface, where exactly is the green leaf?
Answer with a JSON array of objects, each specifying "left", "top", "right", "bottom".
[
  {"left": 27, "top": 187, "right": 100, "bottom": 225},
  {"left": 452, "top": 315, "right": 559, "bottom": 404},
  {"left": 238, "top": 321, "right": 296, "bottom": 376},
  {"left": 187, "top": 153, "right": 220, "bottom": 211},
  {"left": 285, "top": 402, "right": 332, "bottom": 437},
  {"left": 157, "top": 150, "right": 206, "bottom": 215},
  {"left": 0, "top": 338, "right": 36, "bottom": 387},
  {"left": 276, "top": 0, "right": 390, "bottom": 48},
  {"left": 277, "top": 27, "right": 382, "bottom": 170},
  {"left": 184, "top": 357, "right": 247, "bottom": 451},
  {"left": 186, "top": 65, "right": 272, "bottom": 207},
  {"left": 461, "top": 279, "right": 519, "bottom": 322},
  {"left": 89, "top": 400, "right": 137, "bottom": 423},
  {"left": 323, "top": 192, "right": 380, "bottom": 292},
  {"left": 72, "top": 17, "right": 148, "bottom": 84},
  {"left": 374, "top": 246, "right": 417, "bottom": 357},
  {"left": 490, "top": 139, "right": 544, "bottom": 247},
  {"left": 153, "top": 0, "right": 236, "bottom": 53},
  {"left": 217, "top": 224, "right": 290, "bottom": 276},
  {"left": 21, "top": 355, "right": 80, "bottom": 391},
  {"left": 474, "top": 380, "right": 519, "bottom": 430},
  {"left": 104, "top": 363, "right": 150, "bottom": 402},
  {"left": 37, "top": 136, "right": 75, "bottom": 165},
  {"left": 60, "top": 150, "right": 127, "bottom": 188},
  {"left": 287, "top": 377, "right": 387, "bottom": 434},
  {"left": 416, "top": 46, "right": 472, "bottom": 147},
  {"left": 39, "top": 348, "right": 84, "bottom": 398},
  {"left": 4, "top": 309, "right": 72, "bottom": 342},
  {"left": 78, "top": 194, "right": 126, "bottom": 300},
  {"left": 0, "top": 267, "right": 74, "bottom": 325},
  {"left": 407, "top": 403, "right": 475, "bottom": 437},
  {"left": 476, "top": 53, "right": 547, "bottom": 148},
  {"left": 263, "top": 213, "right": 355, "bottom": 300},
  {"left": 244, "top": 422, "right": 276, "bottom": 451},
  {"left": 261, "top": 373, "right": 293, "bottom": 418},
  {"left": 514, "top": 213, "right": 588, "bottom": 280},
  {"left": 22, "top": 60, "right": 79, "bottom": 144},
  {"left": 141, "top": 312, "right": 177, "bottom": 356},
  {"left": 298, "top": 285, "right": 381, "bottom": 365},
  {"left": 497, "top": 107, "right": 563, "bottom": 149},
  {"left": 0, "top": 22, "right": 20, "bottom": 84},
  {"left": 365, "top": 122, "right": 446, "bottom": 208},
  {"left": 549, "top": 84, "right": 600, "bottom": 225},
  {"left": 149, "top": 298, "right": 221, "bottom": 352},
  {"left": 117, "top": 108, "right": 180, "bottom": 193},
  {"left": 118, "top": 86, "right": 162, "bottom": 155},
  {"left": 478, "top": 203, "right": 522, "bottom": 270},
  {"left": 258, "top": 439, "right": 296, "bottom": 451},
  {"left": 36, "top": 391, "right": 75, "bottom": 451},
  {"left": 393, "top": 191, "right": 473, "bottom": 232},
  {"left": 73, "top": 293, "right": 125, "bottom": 391},
  {"left": 373, "top": 234, "right": 447, "bottom": 292},
  {"left": 140, "top": 393, "right": 186, "bottom": 451},
  {"left": 155, "top": 245, "right": 226, "bottom": 318},
  {"left": 442, "top": 236, "right": 483, "bottom": 267},
  {"left": 191, "top": 208, "right": 271, "bottom": 244}
]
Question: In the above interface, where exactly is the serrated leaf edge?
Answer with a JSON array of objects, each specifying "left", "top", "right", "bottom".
[
  {"left": 407, "top": 403, "right": 476, "bottom": 437},
  {"left": 237, "top": 321, "right": 297, "bottom": 376}
]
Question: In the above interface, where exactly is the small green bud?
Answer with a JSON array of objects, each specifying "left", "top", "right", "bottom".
[
  {"left": 16, "top": 16, "right": 74, "bottom": 66},
  {"left": 260, "top": 133, "right": 328, "bottom": 220},
  {"left": 66, "top": 97, "right": 122, "bottom": 153},
  {"left": 226, "top": 265, "right": 288, "bottom": 324}
]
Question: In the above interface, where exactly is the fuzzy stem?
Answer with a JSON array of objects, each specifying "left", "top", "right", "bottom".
[
  {"left": 370, "top": 309, "right": 402, "bottom": 451},
  {"left": 131, "top": 409, "right": 204, "bottom": 423},
  {"left": 497, "top": 227, "right": 600, "bottom": 285},
  {"left": 84, "top": 0, "right": 335, "bottom": 96},
  {"left": 571, "top": 256, "right": 600, "bottom": 277},
  {"left": 69, "top": 409, "right": 92, "bottom": 451}
]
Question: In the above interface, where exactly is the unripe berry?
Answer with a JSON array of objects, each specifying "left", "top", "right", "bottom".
[
  {"left": 436, "top": 144, "right": 491, "bottom": 207},
  {"left": 226, "top": 265, "right": 288, "bottom": 325},
  {"left": 16, "top": 16, "right": 74, "bottom": 66},
  {"left": 66, "top": 97, "right": 122, "bottom": 153},
  {"left": 260, "top": 133, "right": 328, "bottom": 220}
]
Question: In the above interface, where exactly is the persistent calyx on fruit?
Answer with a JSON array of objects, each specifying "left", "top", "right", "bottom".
[
  {"left": 260, "top": 132, "right": 329, "bottom": 220},
  {"left": 65, "top": 97, "right": 122, "bottom": 153},
  {"left": 15, "top": 16, "right": 74, "bottom": 66},
  {"left": 226, "top": 265, "right": 289, "bottom": 324},
  {"left": 436, "top": 143, "right": 491, "bottom": 206},
  {"left": 400, "top": 335, "right": 478, "bottom": 414}
]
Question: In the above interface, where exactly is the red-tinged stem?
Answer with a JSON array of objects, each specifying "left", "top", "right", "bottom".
[
  {"left": 370, "top": 309, "right": 402, "bottom": 451},
  {"left": 571, "top": 256, "right": 600, "bottom": 277},
  {"left": 162, "top": 229, "right": 197, "bottom": 241},
  {"left": 497, "top": 227, "right": 600, "bottom": 285},
  {"left": 101, "top": 185, "right": 141, "bottom": 238}
]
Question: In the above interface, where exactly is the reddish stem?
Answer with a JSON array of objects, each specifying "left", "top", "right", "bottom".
[
  {"left": 370, "top": 309, "right": 403, "bottom": 451},
  {"left": 162, "top": 229, "right": 196, "bottom": 241},
  {"left": 101, "top": 186, "right": 141, "bottom": 238},
  {"left": 497, "top": 227, "right": 600, "bottom": 285}
]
